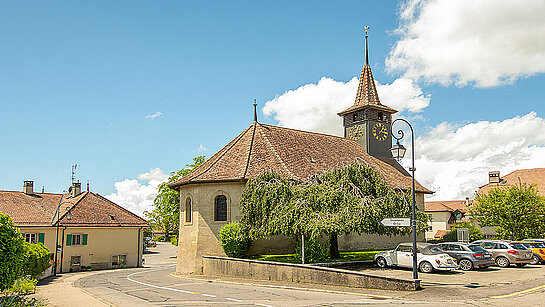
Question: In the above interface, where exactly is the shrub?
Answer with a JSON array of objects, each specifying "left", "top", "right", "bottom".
[
  {"left": 0, "top": 213, "right": 25, "bottom": 291},
  {"left": 10, "top": 275, "right": 37, "bottom": 293},
  {"left": 155, "top": 235, "right": 164, "bottom": 242},
  {"left": 0, "top": 291, "right": 45, "bottom": 307},
  {"left": 296, "top": 236, "right": 328, "bottom": 264},
  {"left": 170, "top": 235, "right": 178, "bottom": 246},
  {"left": 21, "top": 242, "right": 51, "bottom": 279},
  {"left": 441, "top": 222, "right": 483, "bottom": 242},
  {"left": 219, "top": 223, "right": 252, "bottom": 258}
]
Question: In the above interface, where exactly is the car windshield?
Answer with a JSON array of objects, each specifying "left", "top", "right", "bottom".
[
  {"left": 511, "top": 243, "right": 529, "bottom": 250},
  {"left": 468, "top": 245, "right": 487, "bottom": 252}
]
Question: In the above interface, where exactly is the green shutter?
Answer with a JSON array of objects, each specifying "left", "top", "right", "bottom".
[
  {"left": 82, "top": 234, "right": 88, "bottom": 245},
  {"left": 66, "top": 234, "right": 72, "bottom": 246},
  {"left": 38, "top": 233, "right": 45, "bottom": 244}
]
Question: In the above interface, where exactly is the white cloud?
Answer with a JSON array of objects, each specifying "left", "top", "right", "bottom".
[
  {"left": 387, "top": 0, "right": 545, "bottom": 87},
  {"left": 412, "top": 112, "right": 545, "bottom": 200},
  {"left": 197, "top": 144, "right": 207, "bottom": 152},
  {"left": 145, "top": 111, "right": 162, "bottom": 119},
  {"left": 263, "top": 77, "right": 430, "bottom": 136},
  {"left": 105, "top": 168, "right": 169, "bottom": 217}
]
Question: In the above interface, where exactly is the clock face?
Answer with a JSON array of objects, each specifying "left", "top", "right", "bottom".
[
  {"left": 347, "top": 125, "right": 364, "bottom": 141},
  {"left": 372, "top": 122, "right": 388, "bottom": 141}
]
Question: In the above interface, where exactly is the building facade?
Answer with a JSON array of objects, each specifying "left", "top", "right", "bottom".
[{"left": 0, "top": 181, "right": 148, "bottom": 275}]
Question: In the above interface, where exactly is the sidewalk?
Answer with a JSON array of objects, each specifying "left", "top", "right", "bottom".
[{"left": 32, "top": 271, "right": 111, "bottom": 307}]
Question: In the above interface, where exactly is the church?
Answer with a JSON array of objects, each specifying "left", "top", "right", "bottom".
[{"left": 169, "top": 32, "right": 432, "bottom": 274}]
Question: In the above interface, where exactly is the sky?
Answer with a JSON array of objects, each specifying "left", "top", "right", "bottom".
[{"left": 1, "top": 0, "right": 544, "bottom": 216}]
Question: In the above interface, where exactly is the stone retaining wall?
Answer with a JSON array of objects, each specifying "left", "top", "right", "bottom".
[{"left": 202, "top": 256, "right": 420, "bottom": 291}]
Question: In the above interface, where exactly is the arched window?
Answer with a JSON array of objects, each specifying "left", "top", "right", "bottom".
[
  {"left": 215, "top": 195, "right": 227, "bottom": 221},
  {"left": 185, "top": 197, "right": 192, "bottom": 223}
]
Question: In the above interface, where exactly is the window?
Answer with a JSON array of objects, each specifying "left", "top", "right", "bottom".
[
  {"left": 185, "top": 197, "right": 192, "bottom": 223},
  {"left": 112, "top": 255, "right": 127, "bottom": 266},
  {"left": 70, "top": 255, "right": 81, "bottom": 266},
  {"left": 397, "top": 245, "right": 412, "bottom": 253},
  {"left": 447, "top": 245, "right": 462, "bottom": 251},
  {"left": 67, "top": 233, "right": 87, "bottom": 246},
  {"left": 352, "top": 113, "right": 358, "bottom": 122},
  {"left": 25, "top": 233, "right": 38, "bottom": 244},
  {"left": 482, "top": 242, "right": 495, "bottom": 249},
  {"left": 378, "top": 112, "right": 383, "bottom": 121},
  {"left": 497, "top": 244, "right": 508, "bottom": 250},
  {"left": 214, "top": 195, "right": 227, "bottom": 221}
]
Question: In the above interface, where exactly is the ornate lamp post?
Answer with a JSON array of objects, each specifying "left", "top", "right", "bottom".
[{"left": 390, "top": 118, "right": 418, "bottom": 280}]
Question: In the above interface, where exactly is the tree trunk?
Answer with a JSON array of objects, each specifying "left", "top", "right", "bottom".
[{"left": 329, "top": 233, "right": 340, "bottom": 259}]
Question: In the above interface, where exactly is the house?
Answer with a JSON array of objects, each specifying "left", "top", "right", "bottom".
[
  {"left": 478, "top": 169, "right": 545, "bottom": 196},
  {"left": 168, "top": 33, "right": 432, "bottom": 274},
  {"left": 0, "top": 181, "right": 148, "bottom": 275},
  {"left": 424, "top": 199, "right": 473, "bottom": 240}
]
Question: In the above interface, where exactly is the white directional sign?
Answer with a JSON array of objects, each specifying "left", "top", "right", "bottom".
[{"left": 380, "top": 217, "right": 411, "bottom": 227}]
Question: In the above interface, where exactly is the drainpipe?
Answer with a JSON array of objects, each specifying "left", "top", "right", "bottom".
[
  {"left": 60, "top": 227, "right": 66, "bottom": 273},
  {"left": 137, "top": 227, "right": 142, "bottom": 268}
]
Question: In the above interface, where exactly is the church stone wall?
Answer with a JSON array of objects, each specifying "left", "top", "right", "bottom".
[{"left": 176, "top": 181, "right": 427, "bottom": 274}]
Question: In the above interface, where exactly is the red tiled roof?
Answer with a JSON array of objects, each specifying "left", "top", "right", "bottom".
[
  {"left": 478, "top": 168, "right": 545, "bottom": 196},
  {"left": 425, "top": 200, "right": 472, "bottom": 213},
  {"left": 338, "top": 64, "right": 397, "bottom": 116},
  {"left": 169, "top": 123, "right": 431, "bottom": 194},
  {"left": 0, "top": 190, "right": 147, "bottom": 227}
]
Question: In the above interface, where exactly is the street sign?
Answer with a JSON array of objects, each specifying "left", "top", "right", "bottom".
[{"left": 380, "top": 217, "right": 411, "bottom": 227}]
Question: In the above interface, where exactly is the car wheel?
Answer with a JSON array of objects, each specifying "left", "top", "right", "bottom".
[
  {"left": 376, "top": 257, "right": 387, "bottom": 268},
  {"left": 419, "top": 261, "right": 434, "bottom": 273},
  {"left": 531, "top": 255, "right": 541, "bottom": 265},
  {"left": 495, "top": 256, "right": 510, "bottom": 268},
  {"left": 516, "top": 263, "right": 527, "bottom": 267},
  {"left": 458, "top": 259, "right": 474, "bottom": 271}
]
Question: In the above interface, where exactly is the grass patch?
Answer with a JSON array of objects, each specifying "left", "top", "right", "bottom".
[{"left": 252, "top": 250, "right": 382, "bottom": 264}]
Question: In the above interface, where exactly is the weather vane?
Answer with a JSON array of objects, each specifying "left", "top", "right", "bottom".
[{"left": 365, "top": 26, "right": 370, "bottom": 36}]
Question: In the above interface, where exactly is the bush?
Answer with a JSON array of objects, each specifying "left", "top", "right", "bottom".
[
  {"left": 21, "top": 242, "right": 51, "bottom": 279},
  {"left": 10, "top": 275, "right": 37, "bottom": 293},
  {"left": 0, "top": 213, "right": 25, "bottom": 291},
  {"left": 296, "top": 236, "right": 328, "bottom": 264},
  {"left": 441, "top": 222, "right": 483, "bottom": 242},
  {"left": 155, "top": 235, "right": 164, "bottom": 242},
  {"left": 170, "top": 236, "right": 178, "bottom": 246},
  {"left": 219, "top": 223, "right": 252, "bottom": 258},
  {"left": 0, "top": 291, "right": 45, "bottom": 307}
]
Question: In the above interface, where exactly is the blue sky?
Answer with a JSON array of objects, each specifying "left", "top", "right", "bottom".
[{"left": 1, "top": 0, "right": 544, "bottom": 214}]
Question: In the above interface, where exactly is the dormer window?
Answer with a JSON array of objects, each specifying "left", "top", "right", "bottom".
[
  {"left": 353, "top": 113, "right": 358, "bottom": 122},
  {"left": 378, "top": 112, "right": 383, "bottom": 121},
  {"left": 109, "top": 214, "right": 115, "bottom": 220}
]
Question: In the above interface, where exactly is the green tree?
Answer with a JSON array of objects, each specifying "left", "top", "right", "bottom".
[
  {"left": 441, "top": 222, "right": 483, "bottom": 242},
  {"left": 239, "top": 163, "right": 430, "bottom": 260},
  {"left": 471, "top": 183, "right": 545, "bottom": 240},
  {"left": 145, "top": 156, "right": 205, "bottom": 241},
  {"left": 21, "top": 242, "right": 51, "bottom": 278},
  {"left": 0, "top": 213, "right": 25, "bottom": 290}
]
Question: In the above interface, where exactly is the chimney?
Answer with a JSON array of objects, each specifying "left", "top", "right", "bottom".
[
  {"left": 488, "top": 171, "right": 500, "bottom": 184},
  {"left": 23, "top": 181, "right": 34, "bottom": 194},
  {"left": 71, "top": 181, "right": 82, "bottom": 197},
  {"left": 466, "top": 197, "right": 470, "bottom": 206}
]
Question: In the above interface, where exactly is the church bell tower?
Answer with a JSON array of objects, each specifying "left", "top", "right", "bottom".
[{"left": 338, "top": 27, "right": 397, "bottom": 158}]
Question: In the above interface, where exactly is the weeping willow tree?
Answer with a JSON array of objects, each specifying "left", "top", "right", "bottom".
[{"left": 239, "top": 162, "right": 430, "bottom": 259}]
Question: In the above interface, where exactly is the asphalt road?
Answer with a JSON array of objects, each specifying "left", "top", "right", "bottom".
[{"left": 72, "top": 243, "right": 545, "bottom": 306}]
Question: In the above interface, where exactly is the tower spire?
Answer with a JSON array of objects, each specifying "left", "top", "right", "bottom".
[
  {"left": 364, "top": 26, "right": 370, "bottom": 66},
  {"left": 253, "top": 99, "right": 258, "bottom": 123}
]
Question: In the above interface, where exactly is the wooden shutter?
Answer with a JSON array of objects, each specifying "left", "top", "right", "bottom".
[
  {"left": 38, "top": 233, "right": 45, "bottom": 244},
  {"left": 66, "top": 234, "right": 72, "bottom": 246},
  {"left": 82, "top": 234, "right": 88, "bottom": 245}
]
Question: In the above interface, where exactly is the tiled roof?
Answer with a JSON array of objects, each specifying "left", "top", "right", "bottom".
[
  {"left": 169, "top": 123, "right": 431, "bottom": 194},
  {"left": 425, "top": 200, "right": 472, "bottom": 213},
  {"left": 0, "top": 190, "right": 148, "bottom": 227},
  {"left": 478, "top": 168, "right": 545, "bottom": 196},
  {"left": 434, "top": 230, "right": 449, "bottom": 238},
  {"left": 338, "top": 64, "right": 397, "bottom": 116}
]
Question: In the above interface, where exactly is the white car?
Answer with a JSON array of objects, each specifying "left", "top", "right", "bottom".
[{"left": 374, "top": 242, "right": 458, "bottom": 273}]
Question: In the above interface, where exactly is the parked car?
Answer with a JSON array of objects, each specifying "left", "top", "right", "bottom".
[
  {"left": 523, "top": 238, "right": 545, "bottom": 245},
  {"left": 437, "top": 242, "right": 494, "bottom": 271},
  {"left": 472, "top": 240, "right": 533, "bottom": 267},
  {"left": 374, "top": 242, "right": 457, "bottom": 273},
  {"left": 145, "top": 238, "right": 157, "bottom": 248},
  {"left": 516, "top": 241, "right": 545, "bottom": 265}
]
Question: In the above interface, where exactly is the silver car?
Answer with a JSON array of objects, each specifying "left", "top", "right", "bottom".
[
  {"left": 472, "top": 240, "right": 533, "bottom": 267},
  {"left": 374, "top": 242, "right": 457, "bottom": 273}
]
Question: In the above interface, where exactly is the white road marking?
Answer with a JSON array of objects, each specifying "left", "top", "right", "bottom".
[
  {"left": 255, "top": 303, "right": 274, "bottom": 307},
  {"left": 201, "top": 294, "right": 216, "bottom": 297},
  {"left": 226, "top": 298, "right": 243, "bottom": 302}
]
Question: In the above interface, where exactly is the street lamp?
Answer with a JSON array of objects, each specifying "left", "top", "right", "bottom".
[{"left": 391, "top": 118, "right": 418, "bottom": 280}]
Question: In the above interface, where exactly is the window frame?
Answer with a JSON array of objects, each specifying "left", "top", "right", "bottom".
[
  {"left": 24, "top": 233, "right": 38, "bottom": 244},
  {"left": 72, "top": 234, "right": 82, "bottom": 246},
  {"left": 214, "top": 195, "right": 228, "bottom": 222},
  {"left": 111, "top": 254, "right": 127, "bottom": 266},
  {"left": 185, "top": 197, "right": 192, "bottom": 223}
]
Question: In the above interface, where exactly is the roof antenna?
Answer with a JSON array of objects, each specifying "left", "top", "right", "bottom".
[
  {"left": 42, "top": 186, "right": 45, "bottom": 193},
  {"left": 71, "top": 164, "right": 78, "bottom": 185},
  {"left": 364, "top": 26, "right": 370, "bottom": 66},
  {"left": 253, "top": 99, "right": 258, "bottom": 123},
  {"left": 87, "top": 180, "right": 90, "bottom": 192}
]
